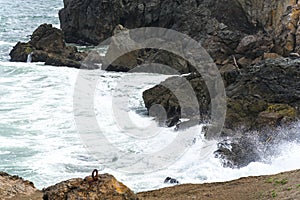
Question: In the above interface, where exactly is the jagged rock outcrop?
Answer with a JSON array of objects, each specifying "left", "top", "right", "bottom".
[
  {"left": 59, "top": 0, "right": 300, "bottom": 67},
  {"left": 225, "top": 58, "right": 299, "bottom": 130},
  {"left": 59, "top": 0, "right": 252, "bottom": 63},
  {"left": 58, "top": 0, "right": 257, "bottom": 45},
  {"left": 9, "top": 24, "right": 86, "bottom": 68},
  {"left": 143, "top": 58, "right": 300, "bottom": 167},
  {"left": 237, "top": 0, "right": 294, "bottom": 30},
  {"left": 143, "top": 58, "right": 299, "bottom": 130},
  {"left": 0, "top": 172, "right": 41, "bottom": 199},
  {"left": 43, "top": 173, "right": 138, "bottom": 200}
]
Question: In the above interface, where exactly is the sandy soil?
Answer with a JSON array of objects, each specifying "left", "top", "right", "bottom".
[{"left": 137, "top": 170, "right": 300, "bottom": 200}]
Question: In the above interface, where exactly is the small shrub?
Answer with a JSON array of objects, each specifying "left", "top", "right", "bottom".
[{"left": 271, "top": 190, "right": 277, "bottom": 198}]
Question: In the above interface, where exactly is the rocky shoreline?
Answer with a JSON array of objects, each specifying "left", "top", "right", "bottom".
[
  {"left": 2, "top": 170, "right": 300, "bottom": 199},
  {"left": 6, "top": 0, "right": 300, "bottom": 199}
]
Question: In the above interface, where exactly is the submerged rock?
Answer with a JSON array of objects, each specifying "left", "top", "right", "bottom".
[{"left": 9, "top": 24, "right": 86, "bottom": 68}]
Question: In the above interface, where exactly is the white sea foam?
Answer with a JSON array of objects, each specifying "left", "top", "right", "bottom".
[
  {"left": 0, "top": 41, "right": 15, "bottom": 46},
  {"left": 1, "top": 0, "right": 300, "bottom": 192},
  {"left": 1, "top": 61, "right": 300, "bottom": 191}
]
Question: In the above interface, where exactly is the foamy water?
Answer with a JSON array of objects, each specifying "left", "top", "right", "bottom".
[{"left": 0, "top": 0, "right": 300, "bottom": 192}]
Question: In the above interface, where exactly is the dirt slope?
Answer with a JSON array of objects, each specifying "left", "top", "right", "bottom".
[{"left": 138, "top": 170, "right": 300, "bottom": 200}]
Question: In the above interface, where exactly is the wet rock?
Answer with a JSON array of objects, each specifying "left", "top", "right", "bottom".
[
  {"left": 214, "top": 119, "right": 300, "bottom": 168},
  {"left": 45, "top": 55, "right": 82, "bottom": 68},
  {"left": 30, "top": 23, "right": 65, "bottom": 53},
  {"left": 9, "top": 24, "right": 86, "bottom": 68},
  {"left": 43, "top": 173, "right": 138, "bottom": 200},
  {"left": 164, "top": 177, "right": 179, "bottom": 184},
  {"left": 9, "top": 42, "right": 34, "bottom": 62},
  {"left": 142, "top": 73, "right": 210, "bottom": 127},
  {"left": 103, "top": 25, "right": 140, "bottom": 72},
  {"left": 214, "top": 137, "right": 261, "bottom": 168},
  {"left": 0, "top": 172, "right": 40, "bottom": 200},
  {"left": 143, "top": 58, "right": 300, "bottom": 130}
]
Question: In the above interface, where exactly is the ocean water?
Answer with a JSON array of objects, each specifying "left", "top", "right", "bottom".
[{"left": 1, "top": 0, "right": 300, "bottom": 192}]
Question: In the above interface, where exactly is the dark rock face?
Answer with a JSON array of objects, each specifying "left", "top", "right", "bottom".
[
  {"left": 214, "top": 138, "right": 261, "bottom": 168},
  {"left": 59, "top": 0, "right": 300, "bottom": 66},
  {"left": 58, "top": 0, "right": 259, "bottom": 45},
  {"left": 9, "top": 24, "right": 86, "bottom": 68},
  {"left": 143, "top": 58, "right": 299, "bottom": 130},
  {"left": 101, "top": 24, "right": 195, "bottom": 74},
  {"left": 225, "top": 58, "right": 300, "bottom": 130},
  {"left": 43, "top": 173, "right": 138, "bottom": 200},
  {"left": 143, "top": 73, "right": 210, "bottom": 126},
  {"left": 59, "top": 0, "right": 254, "bottom": 63}
]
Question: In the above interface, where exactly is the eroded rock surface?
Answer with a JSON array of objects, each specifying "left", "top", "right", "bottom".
[
  {"left": 0, "top": 172, "right": 40, "bottom": 200},
  {"left": 43, "top": 173, "right": 138, "bottom": 200}
]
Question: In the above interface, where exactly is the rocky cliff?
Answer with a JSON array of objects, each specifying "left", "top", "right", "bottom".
[
  {"left": 58, "top": 0, "right": 300, "bottom": 168},
  {"left": 59, "top": 0, "right": 300, "bottom": 61},
  {"left": 59, "top": 0, "right": 294, "bottom": 44}
]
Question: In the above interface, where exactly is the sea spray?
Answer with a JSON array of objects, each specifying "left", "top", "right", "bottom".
[{"left": 26, "top": 52, "right": 33, "bottom": 63}]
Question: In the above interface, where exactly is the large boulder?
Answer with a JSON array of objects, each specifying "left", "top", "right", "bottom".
[
  {"left": 9, "top": 24, "right": 86, "bottom": 68},
  {"left": 143, "top": 74, "right": 210, "bottom": 127},
  {"left": 43, "top": 173, "right": 138, "bottom": 200}
]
